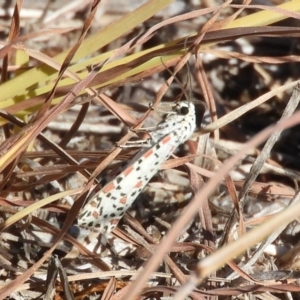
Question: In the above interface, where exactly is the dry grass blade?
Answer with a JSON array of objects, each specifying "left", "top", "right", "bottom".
[
  {"left": 34, "top": 0, "right": 101, "bottom": 120},
  {"left": 197, "top": 190, "right": 300, "bottom": 278},
  {"left": 0, "top": 0, "right": 175, "bottom": 103},
  {"left": 1, "top": 1, "right": 300, "bottom": 299},
  {"left": 0, "top": 3, "right": 106, "bottom": 298},
  {"left": 100, "top": 277, "right": 116, "bottom": 300},
  {"left": 0, "top": 189, "right": 80, "bottom": 232},
  {"left": 124, "top": 97, "right": 300, "bottom": 299},
  {"left": 203, "top": 80, "right": 299, "bottom": 132},
  {"left": 225, "top": 85, "right": 300, "bottom": 280},
  {"left": 45, "top": 255, "right": 74, "bottom": 300},
  {"left": 1, "top": 1, "right": 20, "bottom": 82},
  {"left": 239, "top": 84, "right": 300, "bottom": 201}
]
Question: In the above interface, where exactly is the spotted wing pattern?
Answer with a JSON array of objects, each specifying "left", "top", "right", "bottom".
[{"left": 77, "top": 101, "right": 196, "bottom": 233}]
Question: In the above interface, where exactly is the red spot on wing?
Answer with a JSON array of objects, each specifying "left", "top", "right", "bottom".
[
  {"left": 110, "top": 219, "right": 120, "bottom": 225},
  {"left": 120, "top": 197, "right": 127, "bottom": 204},
  {"left": 135, "top": 180, "right": 143, "bottom": 188},
  {"left": 144, "top": 149, "right": 154, "bottom": 158},
  {"left": 123, "top": 165, "right": 134, "bottom": 176},
  {"left": 162, "top": 135, "right": 172, "bottom": 144},
  {"left": 92, "top": 211, "right": 99, "bottom": 219},
  {"left": 103, "top": 182, "right": 115, "bottom": 193}
]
